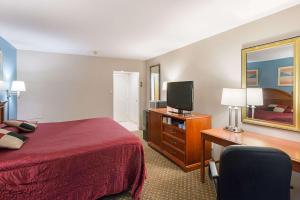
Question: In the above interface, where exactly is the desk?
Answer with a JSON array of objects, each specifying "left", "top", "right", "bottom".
[{"left": 200, "top": 128, "right": 300, "bottom": 183}]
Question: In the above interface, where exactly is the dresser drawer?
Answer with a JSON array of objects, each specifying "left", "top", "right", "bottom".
[
  {"left": 162, "top": 132, "right": 185, "bottom": 151},
  {"left": 162, "top": 141, "right": 185, "bottom": 162},
  {"left": 162, "top": 124, "right": 185, "bottom": 139}
]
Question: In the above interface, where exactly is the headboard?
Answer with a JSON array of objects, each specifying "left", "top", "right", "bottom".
[{"left": 262, "top": 88, "right": 293, "bottom": 108}]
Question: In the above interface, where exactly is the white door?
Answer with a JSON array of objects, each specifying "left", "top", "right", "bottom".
[
  {"left": 113, "top": 72, "right": 129, "bottom": 122},
  {"left": 113, "top": 71, "right": 139, "bottom": 126}
]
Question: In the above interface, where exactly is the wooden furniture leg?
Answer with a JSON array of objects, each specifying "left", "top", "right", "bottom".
[{"left": 201, "top": 134, "right": 205, "bottom": 183}]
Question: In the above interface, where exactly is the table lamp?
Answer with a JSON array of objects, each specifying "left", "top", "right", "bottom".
[
  {"left": 7, "top": 81, "right": 26, "bottom": 119},
  {"left": 221, "top": 88, "right": 246, "bottom": 133},
  {"left": 11, "top": 81, "right": 26, "bottom": 96},
  {"left": 247, "top": 88, "right": 263, "bottom": 119}
]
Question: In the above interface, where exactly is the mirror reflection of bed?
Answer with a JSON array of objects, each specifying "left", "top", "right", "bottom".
[
  {"left": 244, "top": 42, "right": 295, "bottom": 127},
  {"left": 247, "top": 88, "right": 293, "bottom": 125}
]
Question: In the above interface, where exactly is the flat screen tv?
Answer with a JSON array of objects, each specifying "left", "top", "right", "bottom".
[{"left": 167, "top": 81, "right": 194, "bottom": 113}]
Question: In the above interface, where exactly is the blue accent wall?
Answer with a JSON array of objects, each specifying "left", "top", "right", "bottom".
[
  {"left": 0, "top": 37, "right": 17, "bottom": 120},
  {"left": 247, "top": 57, "right": 293, "bottom": 94}
]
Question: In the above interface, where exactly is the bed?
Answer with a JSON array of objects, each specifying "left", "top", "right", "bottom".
[
  {"left": 247, "top": 88, "right": 293, "bottom": 124},
  {"left": 250, "top": 109, "right": 293, "bottom": 124},
  {"left": 0, "top": 117, "right": 146, "bottom": 200}
]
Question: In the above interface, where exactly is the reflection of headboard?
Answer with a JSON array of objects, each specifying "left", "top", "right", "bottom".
[{"left": 263, "top": 88, "right": 293, "bottom": 108}]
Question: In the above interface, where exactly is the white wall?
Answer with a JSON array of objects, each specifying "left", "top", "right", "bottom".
[
  {"left": 146, "top": 5, "right": 300, "bottom": 199},
  {"left": 128, "top": 72, "right": 139, "bottom": 124},
  {"left": 17, "top": 50, "right": 146, "bottom": 126}
]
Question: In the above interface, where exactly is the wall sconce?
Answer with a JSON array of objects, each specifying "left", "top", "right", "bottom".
[
  {"left": 1, "top": 80, "right": 26, "bottom": 119},
  {"left": 10, "top": 81, "right": 26, "bottom": 97}
]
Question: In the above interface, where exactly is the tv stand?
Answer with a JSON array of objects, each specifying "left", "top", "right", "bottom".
[
  {"left": 169, "top": 110, "right": 183, "bottom": 114},
  {"left": 177, "top": 109, "right": 184, "bottom": 114},
  {"left": 169, "top": 109, "right": 191, "bottom": 115},
  {"left": 148, "top": 108, "right": 212, "bottom": 172}
]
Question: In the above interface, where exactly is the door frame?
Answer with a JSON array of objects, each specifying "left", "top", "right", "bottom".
[{"left": 113, "top": 71, "right": 140, "bottom": 127}]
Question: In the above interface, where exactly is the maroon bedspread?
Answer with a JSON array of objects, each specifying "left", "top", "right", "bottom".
[
  {"left": 248, "top": 109, "right": 293, "bottom": 124},
  {"left": 0, "top": 118, "right": 145, "bottom": 200}
]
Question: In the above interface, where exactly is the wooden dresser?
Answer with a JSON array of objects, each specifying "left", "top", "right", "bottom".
[{"left": 148, "top": 108, "right": 212, "bottom": 172}]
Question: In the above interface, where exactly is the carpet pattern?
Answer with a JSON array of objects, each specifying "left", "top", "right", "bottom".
[{"left": 102, "top": 132, "right": 216, "bottom": 200}]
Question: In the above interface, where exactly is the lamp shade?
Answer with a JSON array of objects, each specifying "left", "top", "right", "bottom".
[
  {"left": 11, "top": 81, "right": 26, "bottom": 92},
  {"left": 221, "top": 88, "right": 246, "bottom": 107},
  {"left": 247, "top": 88, "right": 263, "bottom": 106},
  {"left": 162, "top": 81, "right": 168, "bottom": 91}
]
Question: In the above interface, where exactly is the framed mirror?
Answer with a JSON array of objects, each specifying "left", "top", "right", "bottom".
[
  {"left": 150, "top": 64, "right": 161, "bottom": 101},
  {"left": 242, "top": 37, "right": 300, "bottom": 131}
]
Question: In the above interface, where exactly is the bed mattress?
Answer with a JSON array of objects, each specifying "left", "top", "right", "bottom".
[{"left": 0, "top": 118, "right": 145, "bottom": 200}]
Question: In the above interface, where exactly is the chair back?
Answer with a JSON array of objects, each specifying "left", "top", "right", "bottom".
[{"left": 218, "top": 145, "right": 292, "bottom": 200}]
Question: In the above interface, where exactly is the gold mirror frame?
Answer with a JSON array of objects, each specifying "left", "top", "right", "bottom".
[{"left": 242, "top": 37, "right": 300, "bottom": 132}]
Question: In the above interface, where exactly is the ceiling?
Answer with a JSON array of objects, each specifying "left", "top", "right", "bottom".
[{"left": 0, "top": 0, "right": 299, "bottom": 60}]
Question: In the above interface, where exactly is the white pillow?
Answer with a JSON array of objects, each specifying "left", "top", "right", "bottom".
[
  {"left": 273, "top": 106, "right": 286, "bottom": 113},
  {"left": 0, "top": 129, "right": 28, "bottom": 149},
  {"left": 268, "top": 104, "right": 278, "bottom": 108}
]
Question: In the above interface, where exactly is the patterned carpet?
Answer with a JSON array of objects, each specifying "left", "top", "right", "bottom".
[{"left": 102, "top": 131, "right": 216, "bottom": 200}]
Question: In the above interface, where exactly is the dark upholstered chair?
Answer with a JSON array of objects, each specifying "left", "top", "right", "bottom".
[{"left": 209, "top": 145, "right": 292, "bottom": 200}]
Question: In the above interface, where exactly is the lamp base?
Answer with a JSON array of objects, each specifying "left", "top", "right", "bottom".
[
  {"left": 223, "top": 126, "right": 244, "bottom": 133},
  {"left": 223, "top": 126, "right": 233, "bottom": 131},
  {"left": 232, "top": 127, "right": 244, "bottom": 133}
]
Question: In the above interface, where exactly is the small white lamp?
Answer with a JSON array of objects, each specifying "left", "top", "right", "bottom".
[
  {"left": 247, "top": 88, "right": 263, "bottom": 119},
  {"left": 6, "top": 81, "right": 26, "bottom": 119},
  {"left": 11, "top": 81, "right": 26, "bottom": 96},
  {"left": 221, "top": 88, "right": 246, "bottom": 133}
]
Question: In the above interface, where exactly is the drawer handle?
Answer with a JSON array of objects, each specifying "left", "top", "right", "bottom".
[{"left": 172, "top": 141, "right": 177, "bottom": 145}]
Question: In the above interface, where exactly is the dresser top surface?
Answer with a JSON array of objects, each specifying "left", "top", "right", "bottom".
[{"left": 149, "top": 108, "right": 210, "bottom": 120}]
